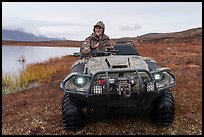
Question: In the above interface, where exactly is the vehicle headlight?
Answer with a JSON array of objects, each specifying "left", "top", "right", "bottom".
[
  {"left": 74, "top": 77, "right": 87, "bottom": 87},
  {"left": 64, "top": 75, "right": 91, "bottom": 92},
  {"left": 154, "top": 73, "right": 160, "bottom": 80},
  {"left": 152, "top": 71, "right": 175, "bottom": 89},
  {"left": 153, "top": 73, "right": 163, "bottom": 82}
]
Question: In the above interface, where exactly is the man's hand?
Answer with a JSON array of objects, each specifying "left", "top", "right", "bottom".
[
  {"left": 92, "top": 42, "right": 99, "bottom": 49},
  {"left": 81, "top": 46, "right": 91, "bottom": 54}
]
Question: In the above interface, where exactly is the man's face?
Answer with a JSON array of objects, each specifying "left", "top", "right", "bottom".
[{"left": 95, "top": 26, "right": 103, "bottom": 36}]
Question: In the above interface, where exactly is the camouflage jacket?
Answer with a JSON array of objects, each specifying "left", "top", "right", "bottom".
[{"left": 80, "top": 33, "right": 113, "bottom": 54}]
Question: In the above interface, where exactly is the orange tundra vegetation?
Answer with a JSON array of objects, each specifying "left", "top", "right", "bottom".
[{"left": 2, "top": 27, "right": 202, "bottom": 135}]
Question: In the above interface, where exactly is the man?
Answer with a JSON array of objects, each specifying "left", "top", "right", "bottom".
[{"left": 80, "top": 21, "right": 113, "bottom": 55}]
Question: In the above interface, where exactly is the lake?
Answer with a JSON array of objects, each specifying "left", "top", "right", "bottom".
[{"left": 2, "top": 46, "right": 80, "bottom": 74}]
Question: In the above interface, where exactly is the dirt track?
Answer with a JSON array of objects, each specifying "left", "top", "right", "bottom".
[{"left": 2, "top": 40, "right": 202, "bottom": 135}]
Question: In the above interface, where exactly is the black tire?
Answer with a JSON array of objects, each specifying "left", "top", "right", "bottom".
[
  {"left": 149, "top": 89, "right": 175, "bottom": 126},
  {"left": 62, "top": 93, "right": 85, "bottom": 131}
]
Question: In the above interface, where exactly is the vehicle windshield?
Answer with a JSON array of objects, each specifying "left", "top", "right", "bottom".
[{"left": 113, "top": 41, "right": 139, "bottom": 55}]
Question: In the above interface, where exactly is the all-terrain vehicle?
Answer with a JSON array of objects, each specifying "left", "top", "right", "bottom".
[{"left": 60, "top": 41, "right": 176, "bottom": 130}]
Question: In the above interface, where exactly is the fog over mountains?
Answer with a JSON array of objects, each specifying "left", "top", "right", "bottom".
[{"left": 2, "top": 29, "right": 66, "bottom": 41}]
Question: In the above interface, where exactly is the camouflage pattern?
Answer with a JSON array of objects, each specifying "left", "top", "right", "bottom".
[
  {"left": 94, "top": 21, "right": 105, "bottom": 29},
  {"left": 86, "top": 55, "right": 149, "bottom": 74},
  {"left": 80, "top": 33, "right": 113, "bottom": 54}
]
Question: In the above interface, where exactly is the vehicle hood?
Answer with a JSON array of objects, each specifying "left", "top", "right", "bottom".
[{"left": 86, "top": 55, "right": 149, "bottom": 74}]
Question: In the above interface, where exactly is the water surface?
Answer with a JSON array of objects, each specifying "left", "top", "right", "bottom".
[{"left": 2, "top": 45, "right": 79, "bottom": 74}]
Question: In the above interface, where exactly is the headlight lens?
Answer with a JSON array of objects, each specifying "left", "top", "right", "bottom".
[
  {"left": 154, "top": 74, "right": 161, "bottom": 80},
  {"left": 153, "top": 73, "right": 164, "bottom": 82},
  {"left": 152, "top": 71, "right": 175, "bottom": 88},
  {"left": 74, "top": 77, "right": 87, "bottom": 87},
  {"left": 64, "top": 75, "right": 91, "bottom": 92}
]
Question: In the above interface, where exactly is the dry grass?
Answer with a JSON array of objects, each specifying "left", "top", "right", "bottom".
[
  {"left": 2, "top": 56, "right": 68, "bottom": 94},
  {"left": 2, "top": 73, "right": 20, "bottom": 94}
]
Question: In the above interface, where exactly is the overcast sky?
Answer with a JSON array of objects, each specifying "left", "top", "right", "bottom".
[{"left": 2, "top": 2, "right": 202, "bottom": 40}]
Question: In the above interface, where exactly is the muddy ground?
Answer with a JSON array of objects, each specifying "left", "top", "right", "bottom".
[{"left": 2, "top": 40, "right": 202, "bottom": 135}]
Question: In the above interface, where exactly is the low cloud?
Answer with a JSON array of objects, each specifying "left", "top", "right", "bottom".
[{"left": 120, "top": 24, "right": 141, "bottom": 31}]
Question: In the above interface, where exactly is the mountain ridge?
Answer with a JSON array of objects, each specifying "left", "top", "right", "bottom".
[
  {"left": 2, "top": 29, "right": 66, "bottom": 41},
  {"left": 111, "top": 27, "right": 202, "bottom": 44}
]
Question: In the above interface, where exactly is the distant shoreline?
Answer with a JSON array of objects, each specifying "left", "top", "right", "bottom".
[{"left": 2, "top": 40, "right": 83, "bottom": 47}]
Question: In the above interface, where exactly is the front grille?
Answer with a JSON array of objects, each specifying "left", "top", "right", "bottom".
[{"left": 90, "top": 71, "right": 141, "bottom": 95}]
